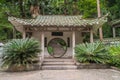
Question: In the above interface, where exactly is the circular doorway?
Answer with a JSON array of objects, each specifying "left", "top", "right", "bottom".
[{"left": 47, "top": 38, "right": 67, "bottom": 58}]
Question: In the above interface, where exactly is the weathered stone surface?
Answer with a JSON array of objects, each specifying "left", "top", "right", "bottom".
[
  {"left": 42, "top": 58, "right": 77, "bottom": 70},
  {"left": 111, "top": 66, "right": 120, "bottom": 71},
  {"left": 0, "top": 69, "right": 120, "bottom": 80},
  {"left": 76, "top": 63, "right": 110, "bottom": 69},
  {"left": 1, "top": 63, "right": 41, "bottom": 72}
]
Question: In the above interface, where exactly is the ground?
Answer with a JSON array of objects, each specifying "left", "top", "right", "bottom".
[{"left": 0, "top": 69, "right": 120, "bottom": 80}]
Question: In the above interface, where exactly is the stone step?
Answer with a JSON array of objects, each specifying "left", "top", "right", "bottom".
[
  {"left": 44, "top": 59, "right": 73, "bottom": 62},
  {"left": 43, "top": 61, "right": 75, "bottom": 65},
  {"left": 42, "top": 65, "right": 77, "bottom": 70},
  {"left": 44, "top": 57, "right": 72, "bottom": 59},
  {"left": 42, "top": 58, "right": 76, "bottom": 70}
]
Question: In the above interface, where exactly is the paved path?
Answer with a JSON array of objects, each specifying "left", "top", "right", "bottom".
[{"left": 0, "top": 69, "right": 120, "bottom": 80}]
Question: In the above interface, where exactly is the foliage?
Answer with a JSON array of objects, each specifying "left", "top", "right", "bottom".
[
  {"left": 106, "top": 0, "right": 120, "bottom": 20},
  {"left": 108, "top": 45, "right": 120, "bottom": 67},
  {"left": 0, "top": 2, "right": 13, "bottom": 41},
  {"left": 1, "top": 38, "right": 41, "bottom": 70},
  {"left": 78, "top": 0, "right": 97, "bottom": 18},
  {"left": 102, "top": 23, "right": 113, "bottom": 38},
  {"left": 0, "top": 0, "right": 105, "bottom": 17},
  {"left": 47, "top": 38, "right": 67, "bottom": 58},
  {"left": 0, "top": 0, "right": 119, "bottom": 41},
  {"left": 47, "top": 46, "right": 53, "bottom": 54},
  {"left": 75, "top": 42, "right": 110, "bottom": 64},
  {"left": 39, "top": 0, "right": 99, "bottom": 17}
]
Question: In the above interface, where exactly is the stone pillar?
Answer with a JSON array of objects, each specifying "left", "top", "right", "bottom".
[
  {"left": 22, "top": 30, "right": 26, "bottom": 39},
  {"left": 90, "top": 29, "right": 94, "bottom": 43},
  {"left": 99, "top": 28, "right": 103, "bottom": 41},
  {"left": 41, "top": 32, "right": 44, "bottom": 62},
  {"left": 13, "top": 26, "right": 16, "bottom": 39},
  {"left": 72, "top": 31, "right": 75, "bottom": 59},
  {"left": 113, "top": 27, "right": 116, "bottom": 38}
]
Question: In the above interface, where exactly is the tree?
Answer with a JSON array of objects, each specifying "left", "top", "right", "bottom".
[
  {"left": 0, "top": 0, "right": 118, "bottom": 41},
  {"left": 78, "top": 0, "right": 97, "bottom": 18}
]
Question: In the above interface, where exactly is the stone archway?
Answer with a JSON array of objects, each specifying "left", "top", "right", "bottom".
[{"left": 47, "top": 38, "right": 67, "bottom": 58}]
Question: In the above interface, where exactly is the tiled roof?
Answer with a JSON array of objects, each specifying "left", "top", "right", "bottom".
[
  {"left": 111, "top": 19, "right": 120, "bottom": 27},
  {"left": 8, "top": 15, "right": 107, "bottom": 27}
]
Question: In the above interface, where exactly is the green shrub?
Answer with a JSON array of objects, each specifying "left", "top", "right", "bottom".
[
  {"left": 75, "top": 42, "right": 110, "bottom": 64},
  {"left": 1, "top": 38, "right": 41, "bottom": 70},
  {"left": 108, "top": 46, "right": 120, "bottom": 67}
]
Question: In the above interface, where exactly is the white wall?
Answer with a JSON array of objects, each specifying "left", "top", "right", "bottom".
[
  {"left": 32, "top": 31, "right": 83, "bottom": 58},
  {"left": 32, "top": 31, "right": 41, "bottom": 47},
  {"left": 75, "top": 31, "right": 83, "bottom": 45}
]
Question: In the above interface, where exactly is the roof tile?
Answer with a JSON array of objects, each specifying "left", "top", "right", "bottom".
[{"left": 8, "top": 15, "right": 107, "bottom": 27}]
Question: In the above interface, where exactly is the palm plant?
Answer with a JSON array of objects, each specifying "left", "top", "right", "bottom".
[
  {"left": 1, "top": 38, "right": 41, "bottom": 71},
  {"left": 75, "top": 42, "right": 109, "bottom": 64}
]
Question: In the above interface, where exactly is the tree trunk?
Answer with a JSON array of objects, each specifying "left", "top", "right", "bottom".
[
  {"left": 30, "top": 5, "right": 40, "bottom": 18},
  {"left": 73, "top": 0, "right": 79, "bottom": 15},
  {"left": 97, "top": 0, "right": 103, "bottom": 41},
  {"left": 30, "top": 0, "right": 40, "bottom": 18}
]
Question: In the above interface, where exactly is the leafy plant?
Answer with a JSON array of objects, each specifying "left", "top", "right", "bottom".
[
  {"left": 1, "top": 38, "right": 41, "bottom": 71},
  {"left": 47, "top": 46, "right": 54, "bottom": 54},
  {"left": 108, "top": 46, "right": 120, "bottom": 67},
  {"left": 75, "top": 42, "right": 110, "bottom": 64}
]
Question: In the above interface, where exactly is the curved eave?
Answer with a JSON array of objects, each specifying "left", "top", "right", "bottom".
[
  {"left": 110, "top": 19, "right": 120, "bottom": 27},
  {"left": 8, "top": 15, "right": 108, "bottom": 32},
  {"left": 8, "top": 18, "right": 24, "bottom": 33}
]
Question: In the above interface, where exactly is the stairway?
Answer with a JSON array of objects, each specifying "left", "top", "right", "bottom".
[{"left": 42, "top": 58, "right": 77, "bottom": 70}]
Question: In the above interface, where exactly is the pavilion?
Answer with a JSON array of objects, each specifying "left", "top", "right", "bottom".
[
  {"left": 111, "top": 19, "right": 120, "bottom": 38},
  {"left": 8, "top": 15, "right": 107, "bottom": 61}
]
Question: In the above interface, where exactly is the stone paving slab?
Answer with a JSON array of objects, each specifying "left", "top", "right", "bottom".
[{"left": 0, "top": 69, "right": 120, "bottom": 80}]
